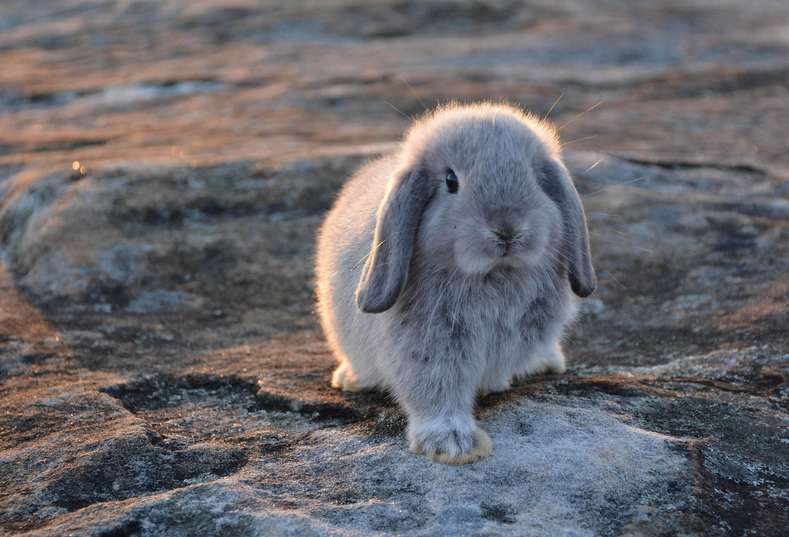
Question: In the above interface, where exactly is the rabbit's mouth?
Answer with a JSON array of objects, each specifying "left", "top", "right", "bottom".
[
  {"left": 488, "top": 227, "right": 533, "bottom": 259},
  {"left": 487, "top": 227, "right": 551, "bottom": 271},
  {"left": 453, "top": 237, "right": 538, "bottom": 275},
  {"left": 449, "top": 218, "right": 550, "bottom": 275},
  {"left": 493, "top": 234, "right": 524, "bottom": 257}
]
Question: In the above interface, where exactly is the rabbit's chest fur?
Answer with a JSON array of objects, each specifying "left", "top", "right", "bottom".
[{"left": 392, "top": 258, "right": 573, "bottom": 376}]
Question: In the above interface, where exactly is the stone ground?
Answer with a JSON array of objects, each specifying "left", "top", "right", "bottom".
[{"left": 1, "top": 1, "right": 788, "bottom": 535}]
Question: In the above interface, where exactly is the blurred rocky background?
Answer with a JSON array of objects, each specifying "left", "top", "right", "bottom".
[{"left": 0, "top": 1, "right": 788, "bottom": 535}]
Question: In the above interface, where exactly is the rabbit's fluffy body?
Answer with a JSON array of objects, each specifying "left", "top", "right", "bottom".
[{"left": 316, "top": 104, "right": 594, "bottom": 464}]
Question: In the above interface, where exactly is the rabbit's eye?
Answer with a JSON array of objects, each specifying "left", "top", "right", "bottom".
[{"left": 446, "top": 170, "right": 459, "bottom": 194}]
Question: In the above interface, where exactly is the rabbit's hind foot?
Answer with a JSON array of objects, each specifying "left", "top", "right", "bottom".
[{"left": 540, "top": 343, "right": 566, "bottom": 375}]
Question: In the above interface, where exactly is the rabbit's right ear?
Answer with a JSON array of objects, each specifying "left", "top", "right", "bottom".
[{"left": 356, "top": 166, "right": 434, "bottom": 313}]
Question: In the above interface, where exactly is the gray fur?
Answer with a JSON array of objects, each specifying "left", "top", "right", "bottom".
[
  {"left": 315, "top": 103, "right": 595, "bottom": 463},
  {"left": 537, "top": 160, "right": 596, "bottom": 297},
  {"left": 356, "top": 166, "right": 437, "bottom": 313}
]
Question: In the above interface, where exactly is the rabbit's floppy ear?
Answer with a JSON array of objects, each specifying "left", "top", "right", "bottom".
[
  {"left": 538, "top": 159, "right": 596, "bottom": 297},
  {"left": 356, "top": 165, "right": 434, "bottom": 313}
]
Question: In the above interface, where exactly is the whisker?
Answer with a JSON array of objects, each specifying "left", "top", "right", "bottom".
[
  {"left": 349, "top": 252, "right": 372, "bottom": 272},
  {"left": 400, "top": 76, "right": 427, "bottom": 111},
  {"left": 604, "top": 270, "right": 627, "bottom": 289},
  {"left": 382, "top": 100, "right": 412, "bottom": 120},
  {"left": 589, "top": 212, "right": 625, "bottom": 218},
  {"left": 349, "top": 223, "right": 425, "bottom": 272},
  {"left": 428, "top": 268, "right": 458, "bottom": 329},
  {"left": 350, "top": 238, "right": 388, "bottom": 272},
  {"left": 544, "top": 93, "right": 564, "bottom": 120},
  {"left": 606, "top": 228, "right": 637, "bottom": 239},
  {"left": 590, "top": 253, "right": 627, "bottom": 290},
  {"left": 589, "top": 234, "right": 654, "bottom": 254},
  {"left": 557, "top": 100, "right": 604, "bottom": 131},
  {"left": 585, "top": 177, "right": 644, "bottom": 196},
  {"left": 561, "top": 134, "right": 598, "bottom": 147},
  {"left": 580, "top": 158, "right": 604, "bottom": 177}
]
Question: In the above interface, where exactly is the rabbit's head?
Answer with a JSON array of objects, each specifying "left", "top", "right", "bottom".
[{"left": 356, "top": 104, "right": 595, "bottom": 314}]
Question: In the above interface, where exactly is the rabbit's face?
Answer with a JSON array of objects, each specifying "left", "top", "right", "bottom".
[
  {"left": 414, "top": 114, "right": 562, "bottom": 275},
  {"left": 354, "top": 104, "right": 594, "bottom": 314}
]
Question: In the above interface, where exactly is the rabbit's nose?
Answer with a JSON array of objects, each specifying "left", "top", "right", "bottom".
[{"left": 493, "top": 228, "right": 516, "bottom": 242}]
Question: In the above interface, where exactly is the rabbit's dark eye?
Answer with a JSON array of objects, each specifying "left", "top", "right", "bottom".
[{"left": 446, "top": 170, "right": 459, "bottom": 194}]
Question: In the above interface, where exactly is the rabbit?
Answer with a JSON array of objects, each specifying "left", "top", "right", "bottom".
[{"left": 315, "top": 103, "right": 595, "bottom": 465}]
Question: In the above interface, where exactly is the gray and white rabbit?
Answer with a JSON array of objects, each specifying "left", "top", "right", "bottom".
[{"left": 315, "top": 103, "right": 595, "bottom": 464}]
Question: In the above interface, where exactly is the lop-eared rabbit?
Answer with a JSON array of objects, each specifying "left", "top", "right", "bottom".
[{"left": 316, "top": 103, "right": 595, "bottom": 464}]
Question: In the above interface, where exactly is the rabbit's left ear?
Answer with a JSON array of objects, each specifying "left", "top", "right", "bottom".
[
  {"left": 356, "top": 165, "right": 434, "bottom": 313},
  {"left": 538, "top": 159, "right": 596, "bottom": 297}
]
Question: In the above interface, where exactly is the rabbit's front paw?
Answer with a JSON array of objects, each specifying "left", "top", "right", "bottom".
[
  {"left": 410, "top": 422, "right": 492, "bottom": 465},
  {"left": 331, "top": 361, "right": 366, "bottom": 392}
]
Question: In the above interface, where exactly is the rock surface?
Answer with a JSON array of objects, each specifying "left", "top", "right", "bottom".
[{"left": 1, "top": 1, "right": 788, "bottom": 535}]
